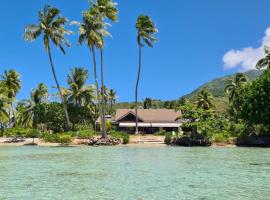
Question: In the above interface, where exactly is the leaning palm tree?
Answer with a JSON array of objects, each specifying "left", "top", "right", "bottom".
[
  {"left": 196, "top": 90, "right": 214, "bottom": 110},
  {"left": 0, "top": 70, "right": 21, "bottom": 124},
  {"left": 256, "top": 46, "right": 270, "bottom": 69},
  {"left": 77, "top": 7, "right": 110, "bottom": 138},
  {"left": 90, "top": 0, "right": 118, "bottom": 137},
  {"left": 225, "top": 73, "right": 248, "bottom": 103},
  {"left": 24, "top": 5, "right": 72, "bottom": 129},
  {"left": 135, "top": 15, "right": 157, "bottom": 134},
  {"left": 66, "top": 67, "right": 94, "bottom": 106}
]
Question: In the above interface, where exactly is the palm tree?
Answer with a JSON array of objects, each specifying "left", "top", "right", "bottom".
[
  {"left": 66, "top": 67, "right": 94, "bottom": 106},
  {"left": 143, "top": 98, "right": 152, "bottom": 109},
  {"left": 135, "top": 15, "right": 157, "bottom": 134},
  {"left": 17, "top": 83, "right": 49, "bottom": 128},
  {"left": 0, "top": 95, "right": 9, "bottom": 128},
  {"left": 78, "top": 6, "right": 111, "bottom": 138},
  {"left": 196, "top": 90, "right": 214, "bottom": 110},
  {"left": 90, "top": 0, "right": 118, "bottom": 137},
  {"left": 31, "top": 83, "right": 49, "bottom": 104},
  {"left": 225, "top": 73, "right": 248, "bottom": 103},
  {"left": 256, "top": 46, "right": 270, "bottom": 69},
  {"left": 24, "top": 5, "right": 72, "bottom": 129},
  {"left": 17, "top": 100, "right": 34, "bottom": 128},
  {"left": 0, "top": 70, "right": 21, "bottom": 124},
  {"left": 107, "top": 89, "right": 117, "bottom": 114}
]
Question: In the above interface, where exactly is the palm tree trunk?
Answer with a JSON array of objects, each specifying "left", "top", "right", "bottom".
[
  {"left": 100, "top": 49, "right": 107, "bottom": 138},
  {"left": 90, "top": 47, "right": 104, "bottom": 137},
  {"left": 135, "top": 44, "right": 142, "bottom": 134},
  {"left": 47, "top": 45, "right": 71, "bottom": 129},
  {"left": 10, "top": 102, "right": 16, "bottom": 125}
]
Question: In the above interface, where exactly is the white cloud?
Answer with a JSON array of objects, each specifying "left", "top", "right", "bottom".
[{"left": 223, "top": 27, "right": 270, "bottom": 71}]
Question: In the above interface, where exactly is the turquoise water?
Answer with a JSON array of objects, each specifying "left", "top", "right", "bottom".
[{"left": 0, "top": 146, "right": 270, "bottom": 200}]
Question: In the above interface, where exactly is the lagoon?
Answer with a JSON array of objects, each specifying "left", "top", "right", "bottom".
[{"left": 0, "top": 146, "right": 270, "bottom": 200}]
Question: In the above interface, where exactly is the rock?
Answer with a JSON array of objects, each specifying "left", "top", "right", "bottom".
[{"left": 88, "top": 136, "right": 121, "bottom": 146}]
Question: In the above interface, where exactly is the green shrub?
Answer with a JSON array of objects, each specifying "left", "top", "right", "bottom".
[
  {"left": 164, "top": 132, "right": 172, "bottom": 144},
  {"left": 76, "top": 129, "right": 95, "bottom": 139},
  {"left": 58, "top": 135, "right": 72, "bottom": 144},
  {"left": 25, "top": 129, "right": 40, "bottom": 138},
  {"left": 42, "top": 133, "right": 73, "bottom": 144},
  {"left": 3, "top": 128, "right": 34, "bottom": 137},
  {"left": 109, "top": 131, "right": 129, "bottom": 144},
  {"left": 212, "top": 133, "right": 227, "bottom": 143},
  {"left": 42, "top": 133, "right": 60, "bottom": 143}
]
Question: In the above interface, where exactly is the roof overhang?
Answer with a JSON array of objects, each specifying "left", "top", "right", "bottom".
[{"left": 119, "top": 122, "right": 181, "bottom": 128}]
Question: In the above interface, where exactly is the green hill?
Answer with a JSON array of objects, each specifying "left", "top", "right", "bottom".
[
  {"left": 114, "top": 70, "right": 264, "bottom": 113},
  {"left": 184, "top": 70, "right": 263, "bottom": 99},
  {"left": 183, "top": 69, "right": 264, "bottom": 114}
]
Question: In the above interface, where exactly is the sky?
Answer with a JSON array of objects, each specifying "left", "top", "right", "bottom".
[{"left": 1, "top": 0, "right": 270, "bottom": 102}]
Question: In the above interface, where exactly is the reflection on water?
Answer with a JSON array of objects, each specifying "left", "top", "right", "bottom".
[{"left": 0, "top": 146, "right": 270, "bottom": 200}]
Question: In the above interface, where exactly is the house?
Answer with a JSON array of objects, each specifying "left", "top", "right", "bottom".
[{"left": 97, "top": 109, "right": 182, "bottom": 134}]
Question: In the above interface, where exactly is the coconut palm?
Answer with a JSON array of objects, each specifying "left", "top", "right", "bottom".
[
  {"left": 31, "top": 83, "right": 49, "bottom": 104},
  {"left": 66, "top": 67, "right": 94, "bottom": 106},
  {"left": 78, "top": 7, "right": 111, "bottom": 138},
  {"left": 90, "top": 0, "right": 118, "bottom": 137},
  {"left": 0, "top": 70, "right": 21, "bottom": 123},
  {"left": 107, "top": 88, "right": 117, "bottom": 114},
  {"left": 225, "top": 73, "right": 248, "bottom": 103},
  {"left": 135, "top": 15, "right": 157, "bottom": 133},
  {"left": 196, "top": 90, "right": 214, "bottom": 110},
  {"left": 16, "top": 100, "right": 34, "bottom": 128},
  {"left": 24, "top": 5, "right": 72, "bottom": 129},
  {"left": 0, "top": 95, "right": 9, "bottom": 127},
  {"left": 17, "top": 83, "right": 49, "bottom": 128},
  {"left": 256, "top": 46, "right": 270, "bottom": 69}
]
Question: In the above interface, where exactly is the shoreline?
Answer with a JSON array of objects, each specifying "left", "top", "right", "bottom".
[{"left": 0, "top": 137, "right": 238, "bottom": 147}]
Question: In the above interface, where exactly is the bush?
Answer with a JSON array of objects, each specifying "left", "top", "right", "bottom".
[
  {"left": 42, "top": 133, "right": 60, "bottom": 143},
  {"left": 3, "top": 128, "right": 37, "bottom": 137},
  {"left": 109, "top": 131, "right": 129, "bottom": 144},
  {"left": 58, "top": 135, "right": 72, "bottom": 144},
  {"left": 164, "top": 132, "right": 172, "bottom": 144},
  {"left": 212, "top": 133, "right": 227, "bottom": 143},
  {"left": 76, "top": 129, "right": 95, "bottom": 139},
  {"left": 25, "top": 129, "right": 40, "bottom": 138},
  {"left": 42, "top": 133, "right": 73, "bottom": 144}
]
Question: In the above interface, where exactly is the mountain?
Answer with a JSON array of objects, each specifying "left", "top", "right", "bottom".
[
  {"left": 114, "top": 70, "right": 264, "bottom": 113},
  {"left": 184, "top": 70, "right": 263, "bottom": 99},
  {"left": 182, "top": 69, "right": 264, "bottom": 114}
]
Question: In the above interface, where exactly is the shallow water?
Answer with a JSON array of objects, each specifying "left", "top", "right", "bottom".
[{"left": 0, "top": 146, "right": 270, "bottom": 200}]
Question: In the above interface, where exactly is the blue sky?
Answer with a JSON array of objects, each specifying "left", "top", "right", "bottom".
[{"left": 1, "top": 0, "right": 270, "bottom": 102}]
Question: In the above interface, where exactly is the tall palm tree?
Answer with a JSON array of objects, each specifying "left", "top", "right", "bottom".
[
  {"left": 66, "top": 67, "right": 94, "bottom": 106},
  {"left": 256, "top": 46, "right": 270, "bottom": 69},
  {"left": 0, "top": 70, "right": 21, "bottom": 124},
  {"left": 196, "top": 90, "right": 214, "bottom": 110},
  {"left": 31, "top": 83, "right": 49, "bottom": 104},
  {"left": 225, "top": 73, "right": 248, "bottom": 103},
  {"left": 78, "top": 7, "right": 110, "bottom": 138},
  {"left": 135, "top": 15, "right": 157, "bottom": 134},
  {"left": 90, "top": 0, "right": 118, "bottom": 137},
  {"left": 24, "top": 5, "right": 72, "bottom": 129},
  {"left": 107, "top": 88, "right": 117, "bottom": 114}
]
